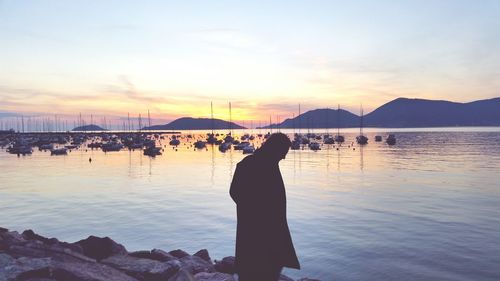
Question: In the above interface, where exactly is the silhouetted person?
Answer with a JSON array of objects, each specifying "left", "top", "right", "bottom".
[{"left": 230, "top": 133, "right": 300, "bottom": 281}]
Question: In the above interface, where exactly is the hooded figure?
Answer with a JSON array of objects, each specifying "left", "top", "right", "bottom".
[{"left": 230, "top": 133, "right": 300, "bottom": 281}]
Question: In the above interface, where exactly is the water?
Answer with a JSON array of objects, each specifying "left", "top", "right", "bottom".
[{"left": 1, "top": 128, "right": 500, "bottom": 281}]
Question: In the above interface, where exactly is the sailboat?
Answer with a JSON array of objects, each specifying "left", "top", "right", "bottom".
[
  {"left": 334, "top": 104, "right": 345, "bottom": 143},
  {"left": 206, "top": 102, "right": 217, "bottom": 144},
  {"left": 356, "top": 106, "right": 368, "bottom": 145}
]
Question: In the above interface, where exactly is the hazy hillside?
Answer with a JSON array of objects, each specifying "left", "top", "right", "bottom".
[{"left": 143, "top": 117, "right": 246, "bottom": 130}]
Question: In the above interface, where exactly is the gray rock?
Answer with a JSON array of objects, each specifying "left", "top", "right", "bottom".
[
  {"left": 169, "top": 249, "right": 190, "bottom": 259},
  {"left": 20, "top": 229, "right": 83, "bottom": 254},
  {"left": 167, "top": 269, "right": 196, "bottom": 281},
  {"left": 213, "top": 256, "right": 236, "bottom": 274},
  {"left": 0, "top": 253, "right": 15, "bottom": 267},
  {"left": 74, "top": 236, "right": 127, "bottom": 261},
  {"left": 151, "top": 249, "right": 177, "bottom": 262},
  {"left": 0, "top": 256, "right": 52, "bottom": 281},
  {"left": 102, "top": 254, "right": 180, "bottom": 281},
  {"left": 0, "top": 231, "right": 26, "bottom": 246},
  {"left": 0, "top": 256, "right": 139, "bottom": 281},
  {"left": 194, "top": 272, "right": 236, "bottom": 281},
  {"left": 129, "top": 249, "right": 177, "bottom": 262},
  {"left": 7, "top": 240, "right": 95, "bottom": 263},
  {"left": 193, "top": 249, "right": 212, "bottom": 264},
  {"left": 279, "top": 274, "right": 295, "bottom": 281},
  {"left": 22, "top": 229, "right": 55, "bottom": 244},
  {"left": 179, "top": 255, "right": 215, "bottom": 275},
  {"left": 0, "top": 227, "right": 8, "bottom": 233}
]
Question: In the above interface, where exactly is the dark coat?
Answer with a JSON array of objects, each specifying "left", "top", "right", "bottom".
[{"left": 230, "top": 154, "right": 300, "bottom": 272}]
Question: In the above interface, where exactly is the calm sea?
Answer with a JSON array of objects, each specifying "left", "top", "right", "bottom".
[{"left": 1, "top": 127, "right": 500, "bottom": 281}]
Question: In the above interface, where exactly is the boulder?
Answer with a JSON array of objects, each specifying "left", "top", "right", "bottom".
[
  {"left": 193, "top": 249, "right": 212, "bottom": 264},
  {"left": 167, "top": 269, "right": 196, "bottom": 281},
  {"left": 179, "top": 255, "right": 215, "bottom": 275},
  {"left": 7, "top": 240, "right": 95, "bottom": 263},
  {"left": 194, "top": 272, "right": 236, "bottom": 281},
  {"left": 279, "top": 274, "right": 295, "bottom": 281},
  {"left": 129, "top": 249, "right": 177, "bottom": 262},
  {"left": 0, "top": 230, "right": 25, "bottom": 246},
  {"left": 101, "top": 254, "right": 180, "bottom": 281},
  {"left": 151, "top": 249, "right": 177, "bottom": 262},
  {"left": 169, "top": 249, "right": 190, "bottom": 259},
  {"left": 213, "top": 256, "right": 236, "bottom": 274},
  {"left": 74, "top": 236, "right": 127, "bottom": 261},
  {"left": 22, "top": 229, "right": 56, "bottom": 244}
]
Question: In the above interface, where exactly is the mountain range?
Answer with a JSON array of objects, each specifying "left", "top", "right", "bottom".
[{"left": 260, "top": 97, "right": 500, "bottom": 129}]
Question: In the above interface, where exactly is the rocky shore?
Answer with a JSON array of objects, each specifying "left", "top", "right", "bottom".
[{"left": 0, "top": 227, "right": 320, "bottom": 281}]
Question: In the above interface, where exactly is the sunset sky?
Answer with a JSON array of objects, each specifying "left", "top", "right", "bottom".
[{"left": 1, "top": 0, "right": 500, "bottom": 125}]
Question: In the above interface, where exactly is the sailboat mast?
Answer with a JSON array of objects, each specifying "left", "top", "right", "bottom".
[
  {"left": 229, "top": 102, "right": 232, "bottom": 135},
  {"left": 337, "top": 104, "right": 340, "bottom": 136},
  {"left": 211, "top": 101, "right": 214, "bottom": 135},
  {"left": 148, "top": 109, "right": 151, "bottom": 128},
  {"left": 298, "top": 104, "right": 301, "bottom": 135}
]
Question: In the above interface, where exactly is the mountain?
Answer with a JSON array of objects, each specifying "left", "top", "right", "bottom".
[
  {"left": 0, "top": 112, "right": 20, "bottom": 118},
  {"left": 364, "top": 97, "right": 500, "bottom": 127},
  {"left": 142, "top": 117, "right": 246, "bottom": 130},
  {"left": 260, "top": 97, "right": 500, "bottom": 129},
  {"left": 259, "top": 108, "right": 360, "bottom": 129},
  {"left": 72, "top": 124, "right": 107, "bottom": 131}
]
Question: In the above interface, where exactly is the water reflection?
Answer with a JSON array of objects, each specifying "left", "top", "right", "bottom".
[{"left": 1, "top": 129, "right": 500, "bottom": 280}]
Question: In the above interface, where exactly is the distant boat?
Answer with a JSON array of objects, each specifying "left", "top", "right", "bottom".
[
  {"left": 143, "top": 146, "right": 162, "bottom": 156},
  {"left": 386, "top": 134, "right": 396, "bottom": 145},
  {"left": 50, "top": 148, "right": 68, "bottom": 155},
  {"left": 242, "top": 145, "right": 255, "bottom": 154},
  {"left": 169, "top": 137, "right": 180, "bottom": 146},
  {"left": 234, "top": 141, "right": 250, "bottom": 150},
  {"left": 356, "top": 106, "right": 368, "bottom": 145},
  {"left": 335, "top": 104, "right": 345, "bottom": 143},
  {"left": 309, "top": 142, "right": 321, "bottom": 151},
  {"left": 194, "top": 140, "right": 206, "bottom": 149},
  {"left": 7, "top": 138, "right": 32, "bottom": 155},
  {"left": 324, "top": 135, "right": 335, "bottom": 144},
  {"left": 101, "top": 142, "right": 123, "bottom": 152},
  {"left": 218, "top": 142, "right": 231, "bottom": 152}
]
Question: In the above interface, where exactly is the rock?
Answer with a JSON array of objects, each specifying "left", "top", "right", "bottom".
[
  {"left": 194, "top": 272, "right": 236, "bottom": 281},
  {"left": 129, "top": 249, "right": 177, "bottom": 262},
  {"left": 102, "top": 254, "right": 180, "bottom": 281},
  {"left": 22, "top": 229, "right": 55, "bottom": 244},
  {"left": 20, "top": 229, "right": 83, "bottom": 254},
  {"left": 74, "top": 236, "right": 127, "bottom": 261},
  {"left": 213, "top": 256, "right": 236, "bottom": 274},
  {"left": 129, "top": 250, "right": 154, "bottom": 259},
  {"left": 151, "top": 249, "right": 177, "bottom": 262},
  {"left": 0, "top": 253, "right": 15, "bottom": 266},
  {"left": 193, "top": 249, "right": 212, "bottom": 263},
  {"left": 1, "top": 256, "right": 139, "bottom": 281},
  {"left": 0, "top": 230, "right": 26, "bottom": 246},
  {"left": 279, "top": 274, "right": 295, "bottom": 281},
  {"left": 0, "top": 227, "right": 8, "bottom": 233},
  {"left": 0, "top": 256, "right": 52, "bottom": 281},
  {"left": 179, "top": 255, "right": 215, "bottom": 275},
  {"left": 167, "top": 269, "right": 196, "bottom": 281},
  {"left": 7, "top": 240, "right": 95, "bottom": 263},
  {"left": 297, "top": 279, "right": 321, "bottom": 281},
  {"left": 169, "top": 249, "right": 190, "bottom": 259}
]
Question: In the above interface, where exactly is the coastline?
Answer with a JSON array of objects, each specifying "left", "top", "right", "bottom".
[{"left": 0, "top": 227, "right": 319, "bottom": 281}]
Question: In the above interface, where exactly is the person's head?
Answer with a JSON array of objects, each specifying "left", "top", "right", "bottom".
[{"left": 256, "top": 133, "right": 291, "bottom": 161}]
